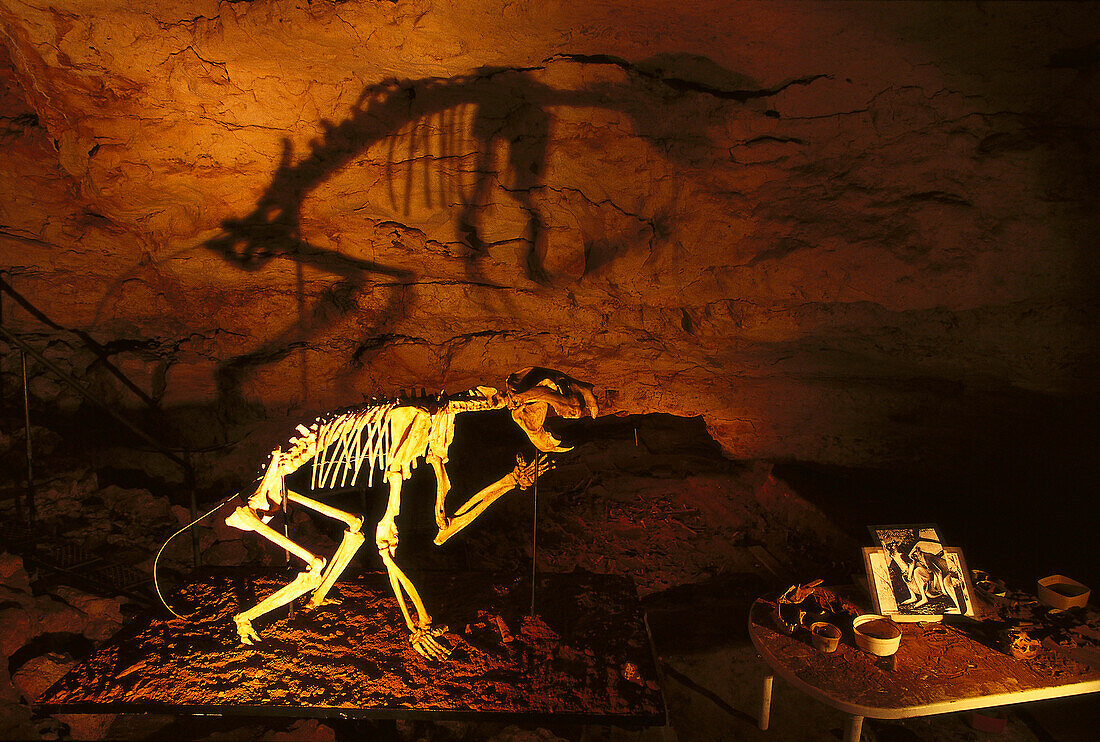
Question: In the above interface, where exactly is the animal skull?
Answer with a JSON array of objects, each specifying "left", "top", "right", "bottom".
[{"left": 504, "top": 366, "right": 598, "bottom": 452}]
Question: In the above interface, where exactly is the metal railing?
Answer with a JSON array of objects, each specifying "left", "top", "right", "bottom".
[{"left": 0, "top": 274, "right": 201, "bottom": 567}]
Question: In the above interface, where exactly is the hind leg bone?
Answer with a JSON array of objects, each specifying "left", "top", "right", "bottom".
[
  {"left": 285, "top": 490, "right": 366, "bottom": 609},
  {"left": 224, "top": 505, "right": 326, "bottom": 644}
]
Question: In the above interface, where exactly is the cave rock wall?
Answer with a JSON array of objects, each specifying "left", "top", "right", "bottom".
[{"left": 1, "top": 0, "right": 1097, "bottom": 467}]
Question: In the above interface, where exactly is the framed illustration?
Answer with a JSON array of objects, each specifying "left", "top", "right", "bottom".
[
  {"left": 863, "top": 546, "right": 977, "bottom": 621},
  {"left": 868, "top": 523, "right": 947, "bottom": 553}
]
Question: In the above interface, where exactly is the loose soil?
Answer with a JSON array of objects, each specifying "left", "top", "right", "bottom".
[{"left": 38, "top": 570, "right": 663, "bottom": 723}]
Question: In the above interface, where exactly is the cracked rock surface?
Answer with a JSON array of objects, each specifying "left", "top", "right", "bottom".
[{"left": 0, "top": 1, "right": 1098, "bottom": 473}]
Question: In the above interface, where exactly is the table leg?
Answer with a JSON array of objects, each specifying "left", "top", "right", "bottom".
[
  {"left": 845, "top": 714, "right": 864, "bottom": 742},
  {"left": 759, "top": 672, "right": 774, "bottom": 731}
]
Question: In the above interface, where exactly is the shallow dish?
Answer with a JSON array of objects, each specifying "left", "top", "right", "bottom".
[
  {"left": 1037, "top": 575, "right": 1090, "bottom": 610},
  {"left": 852, "top": 614, "right": 901, "bottom": 656}
]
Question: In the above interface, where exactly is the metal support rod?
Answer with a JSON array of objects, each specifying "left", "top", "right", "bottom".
[
  {"left": 284, "top": 515, "right": 291, "bottom": 566},
  {"left": 185, "top": 451, "right": 199, "bottom": 568},
  {"left": 759, "top": 672, "right": 774, "bottom": 731},
  {"left": 283, "top": 494, "right": 292, "bottom": 567},
  {"left": 21, "top": 350, "right": 36, "bottom": 523},
  {"left": 530, "top": 454, "right": 539, "bottom": 617},
  {"left": 1, "top": 271, "right": 6, "bottom": 414},
  {"left": 283, "top": 505, "right": 295, "bottom": 619},
  {"left": 845, "top": 714, "right": 864, "bottom": 742}
]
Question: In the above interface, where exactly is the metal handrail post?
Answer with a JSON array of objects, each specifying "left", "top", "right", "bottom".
[
  {"left": 185, "top": 451, "right": 199, "bottom": 567},
  {"left": 2, "top": 276, "right": 20, "bottom": 523},
  {"left": 21, "top": 350, "right": 37, "bottom": 524}
]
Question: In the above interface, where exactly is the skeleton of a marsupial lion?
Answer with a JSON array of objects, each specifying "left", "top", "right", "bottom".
[{"left": 222, "top": 367, "right": 597, "bottom": 659}]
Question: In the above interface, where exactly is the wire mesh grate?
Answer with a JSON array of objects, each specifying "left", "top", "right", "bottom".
[
  {"left": 0, "top": 523, "right": 36, "bottom": 552},
  {"left": 39, "top": 543, "right": 104, "bottom": 570},
  {"left": 86, "top": 563, "right": 149, "bottom": 593}
]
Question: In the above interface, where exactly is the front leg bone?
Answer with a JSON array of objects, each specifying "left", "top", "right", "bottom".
[
  {"left": 427, "top": 454, "right": 451, "bottom": 531},
  {"left": 378, "top": 472, "right": 451, "bottom": 659},
  {"left": 433, "top": 454, "right": 552, "bottom": 545}
]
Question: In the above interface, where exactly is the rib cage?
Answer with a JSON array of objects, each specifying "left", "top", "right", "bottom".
[
  {"left": 266, "top": 389, "right": 501, "bottom": 501},
  {"left": 309, "top": 404, "right": 396, "bottom": 490},
  {"left": 271, "top": 403, "right": 398, "bottom": 494}
]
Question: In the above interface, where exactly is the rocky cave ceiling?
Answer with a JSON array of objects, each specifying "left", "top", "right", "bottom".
[{"left": 0, "top": 0, "right": 1097, "bottom": 472}]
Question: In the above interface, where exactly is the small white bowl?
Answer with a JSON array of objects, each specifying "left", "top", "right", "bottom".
[
  {"left": 810, "top": 621, "right": 841, "bottom": 653},
  {"left": 853, "top": 614, "right": 901, "bottom": 656},
  {"left": 1037, "top": 575, "right": 1090, "bottom": 610}
]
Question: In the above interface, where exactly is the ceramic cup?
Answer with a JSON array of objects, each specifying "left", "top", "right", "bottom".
[{"left": 810, "top": 621, "right": 841, "bottom": 653}]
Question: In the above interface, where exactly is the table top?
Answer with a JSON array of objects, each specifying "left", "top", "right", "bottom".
[{"left": 749, "top": 596, "right": 1100, "bottom": 719}]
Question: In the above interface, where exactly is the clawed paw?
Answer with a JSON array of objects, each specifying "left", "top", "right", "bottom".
[
  {"left": 410, "top": 624, "right": 451, "bottom": 661},
  {"left": 305, "top": 596, "right": 342, "bottom": 609},
  {"left": 513, "top": 454, "right": 554, "bottom": 490},
  {"left": 235, "top": 616, "right": 262, "bottom": 645}
]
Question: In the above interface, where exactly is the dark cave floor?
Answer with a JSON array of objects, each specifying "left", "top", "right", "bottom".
[{"left": 1, "top": 412, "right": 1096, "bottom": 741}]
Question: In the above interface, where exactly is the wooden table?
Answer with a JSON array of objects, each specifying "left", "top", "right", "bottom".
[{"left": 749, "top": 598, "right": 1100, "bottom": 742}]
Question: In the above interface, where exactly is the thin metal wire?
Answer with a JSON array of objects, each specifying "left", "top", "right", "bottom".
[{"left": 153, "top": 496, "right": 238, "bottom": 620}]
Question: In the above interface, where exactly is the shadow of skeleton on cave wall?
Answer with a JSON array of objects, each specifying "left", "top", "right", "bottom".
[{"left": 205, "top": 56, "right": 778, "bottom": 407}]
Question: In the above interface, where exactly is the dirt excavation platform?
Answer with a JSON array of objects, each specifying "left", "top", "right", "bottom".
[{"left": 35, "top": 568, "right": 665, "bottom": 725}]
